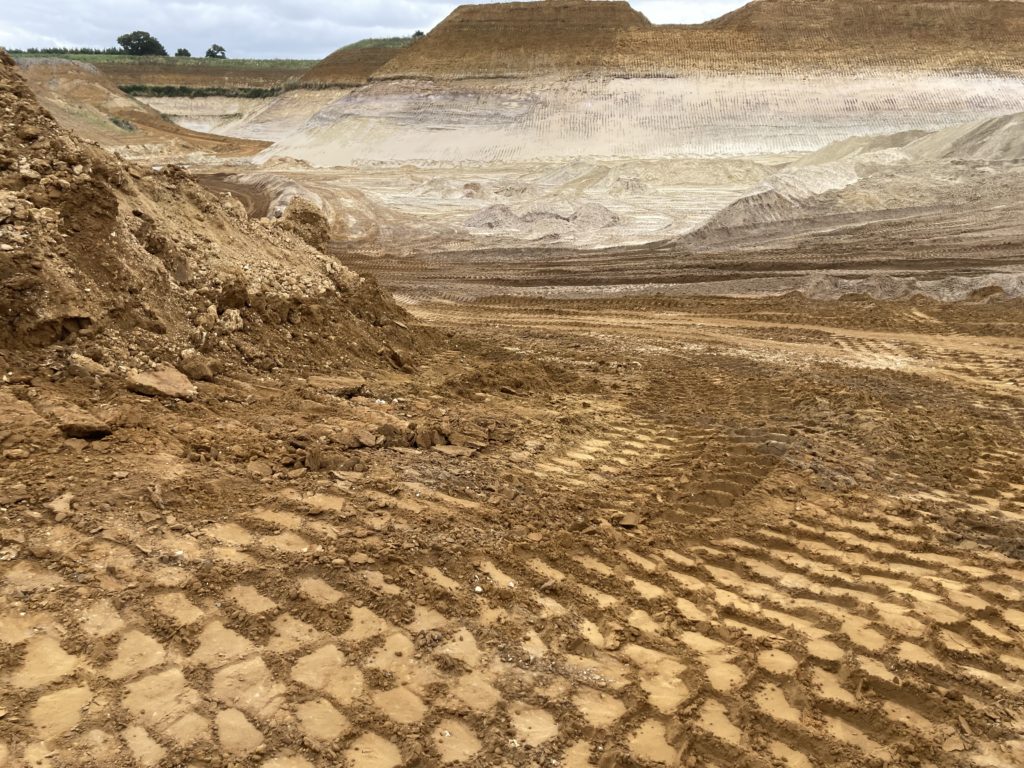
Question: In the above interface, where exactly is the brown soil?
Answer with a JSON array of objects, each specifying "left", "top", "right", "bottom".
[
  {"left": 91, "top": 60, "right": 311, "bottom": 90},
  {"left": 299, "top": 46, "right": 408, "bottom": 88},
  {"left": 374, "top": 0, "right": 1024, "bottom": 79}
]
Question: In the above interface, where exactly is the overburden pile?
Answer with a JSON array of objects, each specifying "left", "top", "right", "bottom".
[{"left": 0, "top": 51, "right": 415, "bottom": 376}]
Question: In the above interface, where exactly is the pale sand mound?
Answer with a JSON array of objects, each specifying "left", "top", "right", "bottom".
[
  {"left": 686, "top": 110, "right": 1024, "bottom": 245},
  {"left": 14, "top": 57, "right": 267, "bottom": 161}
]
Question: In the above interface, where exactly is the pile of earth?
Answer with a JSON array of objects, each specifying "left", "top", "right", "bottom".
[{"left": 0, "top": 52, "right": 417, "bottom": 381}]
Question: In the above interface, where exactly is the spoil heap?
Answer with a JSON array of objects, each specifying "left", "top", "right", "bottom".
[{"left": 0, "top": 51, "right": 412, "bottom": 374}]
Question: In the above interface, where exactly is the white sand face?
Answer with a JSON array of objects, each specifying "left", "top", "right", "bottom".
[{"left": 262, "top": 73, "right": 1024, "bottom": 166}]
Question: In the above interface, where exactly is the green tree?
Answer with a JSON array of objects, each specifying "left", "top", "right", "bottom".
[
  {"left": 116, "top": 31, "right": 168, "bottom": 56},
  {"left": 413, "top": 30, "right": 425, "bottom": 38},
  {"left": 174, "top": 48, "right": 191, "bottom": 57},
  {"left": 205, "top": 44, "right": 226, "bottom": 59}
]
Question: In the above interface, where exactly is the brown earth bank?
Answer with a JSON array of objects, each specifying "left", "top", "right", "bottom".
[
  {"left": 89, "top": 59, "right": 312, "bottom": 91},
  {"left": 373, "top": 0, "right": 1024, "bottom": 80},
  {"left": 298, "top": 45, "right": 410, "bottom": 89}
]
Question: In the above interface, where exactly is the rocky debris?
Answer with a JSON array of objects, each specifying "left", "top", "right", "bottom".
[
  {"left": 307, "top": 375, "right": 365, "bottom": 398},
  {"left": 127, "top": 366, "right": 197, "bottom": 400},
  {"left": 66, "top": 353, "right": 110, "bottom": 379},
  {"left": 273, "top": 196, "right": 331, "bottom": 251}
]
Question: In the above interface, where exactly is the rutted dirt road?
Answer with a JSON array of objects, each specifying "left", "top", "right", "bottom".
[{"left": 4, "top": 274, "right": 1024, "bottom": 767}]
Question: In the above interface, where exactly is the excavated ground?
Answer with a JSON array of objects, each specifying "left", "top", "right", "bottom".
[
  {"left": 3, "top": 233, "right": 1024, "bottom": 767},
  {"left": 3, "top": 3, "right": 1024, "bottom": 763}
]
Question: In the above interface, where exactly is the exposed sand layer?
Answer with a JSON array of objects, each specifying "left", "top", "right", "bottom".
[
  {"left": 13, "top": 57, "right": 268, "bottom": 162},
  {"left": 263, "top": 74, "right": 1024, "bottom": 166},
  {"left": 140, "top": 89, "right": 350, "bottom": 143}
]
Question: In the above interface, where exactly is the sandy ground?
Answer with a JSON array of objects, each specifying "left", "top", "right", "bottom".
[{"left": 4, "top": 271, "right": 1024, "bottom": 768}]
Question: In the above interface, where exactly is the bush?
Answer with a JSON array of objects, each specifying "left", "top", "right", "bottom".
[
  {"left": 117, "top": 31, "right": 168, "bottom": 56},
  {"left": 175, "top": 48, "right": 191, "bottom": 57}
]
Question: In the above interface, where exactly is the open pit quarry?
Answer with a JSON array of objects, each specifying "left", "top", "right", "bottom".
[{"left": 3, "top": 0, "right": 1024, "bottom": 766}]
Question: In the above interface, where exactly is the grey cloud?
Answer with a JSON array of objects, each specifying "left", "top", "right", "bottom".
[{"left": 2, "top": 1, "right": 745, "bottom": 59}]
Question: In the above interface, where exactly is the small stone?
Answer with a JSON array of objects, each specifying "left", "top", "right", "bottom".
[
  {"left": 66, "top": 354, "right": 110, "bottom": 378},
  {"left": 943, "top": 735, "right": 966, "bottom": 752},
  {"left": 127, "top": 366, "right": 197, "bottom": 400},
  {"left": 614, "top": 512, "right": 641, "bottom": 529},
  {"left": 219, "top": 309, "right": 244, "bottom": 333},
  {"left": 307, "top": 375, "right": 365, "bottom": 398}
]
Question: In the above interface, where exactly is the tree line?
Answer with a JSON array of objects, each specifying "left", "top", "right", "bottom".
[{"left": 9, "top": 32, "right": 227, "bottom": 59}]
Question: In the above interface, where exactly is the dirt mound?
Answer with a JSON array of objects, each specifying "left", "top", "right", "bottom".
[
  {"left": 374, "top": 0, "right": 650, "bottom": 79},
  {"left": 299, "top": 44, "right": 408, "bottom": 88},
  {"left": 0, "top": 52, "right": 415, "bottom": 373},
  {"left": 688, "top": 189, "right": 805, "bottom": 241},
  {"left": 273, "top": 196, "right": 332, "bottom": 251}
]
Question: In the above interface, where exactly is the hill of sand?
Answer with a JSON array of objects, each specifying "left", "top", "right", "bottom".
[{"left": 14, "top": 58, "right": 268, "bottom": 162}]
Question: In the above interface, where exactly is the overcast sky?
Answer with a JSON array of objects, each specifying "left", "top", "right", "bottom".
[{"left": 2, "top": 0, "right": 746, "bottom": 59}]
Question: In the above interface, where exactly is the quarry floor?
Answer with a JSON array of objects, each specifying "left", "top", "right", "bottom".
[{"left": 3, "top": 238, "right": 1024, "bottom": 767}]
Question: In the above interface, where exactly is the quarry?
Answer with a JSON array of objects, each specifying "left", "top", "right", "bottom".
[{"left": 2, "top": 1, "right": 1024, "bottom": 766}]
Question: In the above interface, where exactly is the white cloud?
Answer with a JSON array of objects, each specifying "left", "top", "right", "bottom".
[{"left": 1, "top": 0, "right": 747, "bottom": 59}]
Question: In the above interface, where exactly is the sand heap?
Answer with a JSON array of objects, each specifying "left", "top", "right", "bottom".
[
  {"left": 14, "top": 57, "right": 268, "bottom": 161},
  {"left": 686, "top": 110, "right": 1024, "bottom": 247},
  {"left": 0, "top": 52, "right": 411, "bottom": 372}
]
